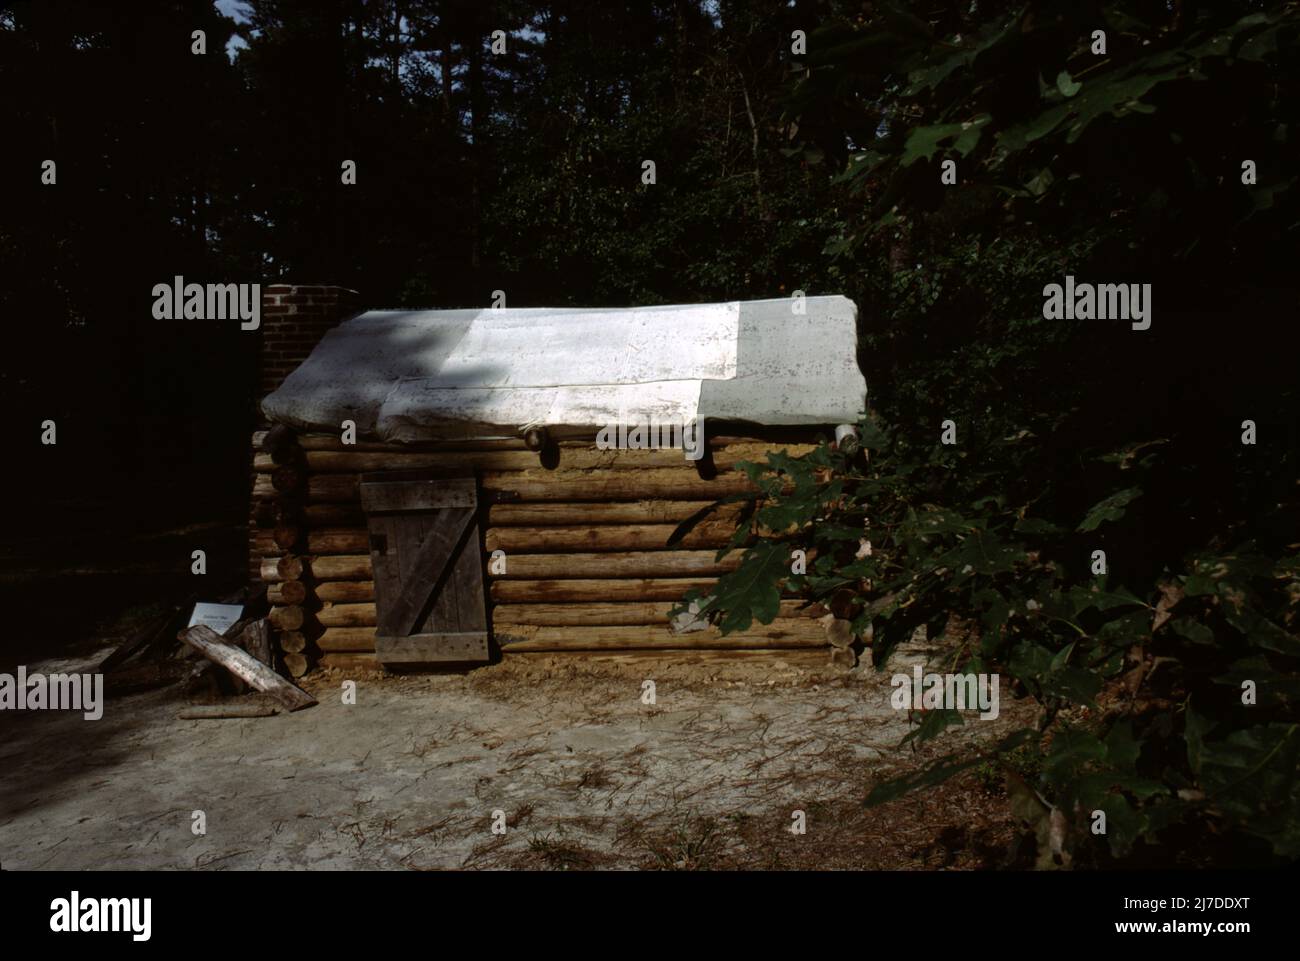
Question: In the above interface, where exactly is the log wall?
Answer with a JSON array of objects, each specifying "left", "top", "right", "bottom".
[{"left": 249, "top": 430, "right": 828, "bottom": 670}]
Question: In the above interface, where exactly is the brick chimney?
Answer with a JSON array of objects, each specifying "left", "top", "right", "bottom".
[{"left": 258, "top": 284, "right": 361, "bottom": 410}]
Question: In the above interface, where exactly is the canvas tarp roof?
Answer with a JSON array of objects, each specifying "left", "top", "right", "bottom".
[{"left": 261, "top": 296, "right": 866, "bottom": 442}]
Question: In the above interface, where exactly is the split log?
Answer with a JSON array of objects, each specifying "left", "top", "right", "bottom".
[
  {"left": 238, "top": 619, "right": 273, "bottom": 667},
  {"left": 491, "top": 599, "right": 817, "bottom": 626},
  {"left": 179, "top": 625, "right": 316, "bottom": 711},
  {"left": 490, "top": 578, "right": 718, "bottom": 603},
  {"left": 267, "top": 581, "right": 308, "bottom": 605},
  {"left": 278, "top": 630, "right": 308, "bottom": 654},
  {"left": 483, "top": 522, "right": 738, "bottom": 554},
  {"left": 492, "top": 550, "right": 744, "bottom": 579},
  {"left": 281, "top": 653, "right": 310, "bottom": 678},
  {"left": 495, "top": 620, "right": 827, "bottom": 651},
  {"left": 269, "top": 605, "right": 305, "bottom": 631}
]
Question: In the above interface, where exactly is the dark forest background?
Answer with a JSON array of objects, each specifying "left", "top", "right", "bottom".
[{"left": 2, "top": 0, "right": 1297, "bottom": 540}]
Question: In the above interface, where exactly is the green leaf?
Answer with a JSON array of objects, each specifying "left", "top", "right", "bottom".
[
  {"left": 1077, "top": 487, "right": 1142, "bottom": 531},
  {"left": 1055, "top": 70, "right": 1081, "bottom": 98}
]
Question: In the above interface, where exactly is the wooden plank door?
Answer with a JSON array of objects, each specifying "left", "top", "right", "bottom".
[{"left": 360, "top": 471, "right": 489, "bottom": 665}]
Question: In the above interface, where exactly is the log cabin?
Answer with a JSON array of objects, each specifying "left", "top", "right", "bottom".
[{"left": 250, "top": 285, "right": 867, "bottom": 675}]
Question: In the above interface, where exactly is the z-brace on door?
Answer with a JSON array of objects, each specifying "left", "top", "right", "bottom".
[{"left": 359, "top": 471, "right": 489, "bottom": 665}]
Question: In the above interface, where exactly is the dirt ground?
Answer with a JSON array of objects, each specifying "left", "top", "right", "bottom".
[{"left": 0, "top": 634, "right": 1035, "bottom": 871}]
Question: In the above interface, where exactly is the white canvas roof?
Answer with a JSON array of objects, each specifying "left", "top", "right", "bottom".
[{"left": 261, "top": 296, "right": 866, "bottom": 442}]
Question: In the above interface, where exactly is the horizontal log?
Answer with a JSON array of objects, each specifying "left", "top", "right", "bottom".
[
  {"left": 260, "top": 555, "right": 371, "bottom": 583},
  {"left": 252, "top": 442, "right": 817, "bottom": 475},
  {"left": 314, "top": 580, "right": 376, "bottom": 603},
  {"left": 278, "top": 630, "right": 308, "bottom": 654},
  {"left": 267, "top": 581, "right": 308, "bottom": 605},
  {"left": 259, "top": 555, "right": 305, "bottom": 582},
  {"left": 491, "top": 599, "right": 818, "bottom": 627},
  {"left": 490, "top": 578, "right": 718, "bottom": 602},
  {"left": 484, "top": 522, "right": 738, "bottom": 554},
  {"left": 255, "top": 469, "right": 760, "bottom": 504},
  {"left": 494, "top": 551, "right": 744, "bottom": 579},
  {"left": 486, "top": 501, "right": 729, "bottom": 526},
  {"left": 254, "top": 430, "right": 820, "bottom": 454},
  {"left": 307, "top": 555, "right": 373, "bottom": 581},
  {"left": 317, "top": 653, "right": 382, "bottom": 672},
  {"left": 495, "top": 620, "right": 827, "bottom": 651},
  {"left": 255, "top": 430, "right": 532, "bottom": 452},
  {"left": 304, "top": 503, "right": 367, "bottom": 527},
  {"left": 315, "top": 602, "right": 376, "bottom": 628},
  {"left": 316, "top": 627, "right": 377, "bottom": 652}
]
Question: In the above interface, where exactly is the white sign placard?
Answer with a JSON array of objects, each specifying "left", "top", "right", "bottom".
[{"left": 187, "top": 602, "right": 245, "bottom": 635}]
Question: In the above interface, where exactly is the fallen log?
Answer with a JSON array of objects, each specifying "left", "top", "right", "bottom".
[
  {"left": 178, "top": 699, "right": 279, "bottom": 720},
  {"left": 179, "top": 625, "right": 316, "bottom": 711}
]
